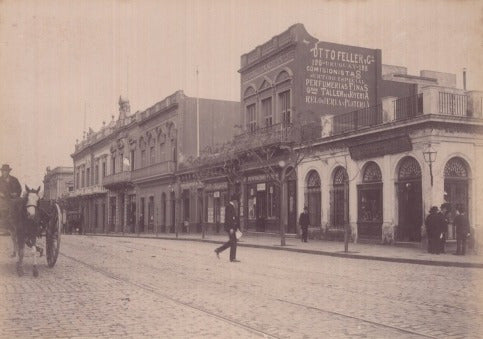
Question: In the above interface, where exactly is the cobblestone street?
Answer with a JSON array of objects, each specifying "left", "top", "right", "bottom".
[{"left": 1, "top": 235, "right": 482, "bottom": 338}]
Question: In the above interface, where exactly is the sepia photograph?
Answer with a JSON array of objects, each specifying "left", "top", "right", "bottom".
[{"left": 1, "top": 0, "right": 482, "bottom": 338}]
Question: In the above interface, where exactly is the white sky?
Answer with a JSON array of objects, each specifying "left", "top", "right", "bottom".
[{"left": 1, "top": 0, "right": 482, "bottom": 187}]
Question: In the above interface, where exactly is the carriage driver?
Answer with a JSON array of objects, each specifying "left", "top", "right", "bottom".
[{"left": 0, "top": 164, "right": 22, "bottom": 257}]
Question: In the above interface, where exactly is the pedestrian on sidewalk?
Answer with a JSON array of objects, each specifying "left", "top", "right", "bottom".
[
  {"left": 454, "top": 205, "right": 470, "bottom": 255},
  {"left": 425, "top": 206, "right": 439, "bottom": 254},
  {"left": 214, "top": 195, "right": 240, "bottom": 262},
  {"left": 439, "top": 203, "right": 451, "bottom": 254},
  {"left": 299, "top": 206, "right": 309, "bottom": 243}
]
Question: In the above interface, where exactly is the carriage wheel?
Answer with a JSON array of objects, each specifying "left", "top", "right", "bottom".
[{"left": 46, "top": 203, "right": 61, "bottom": 267}]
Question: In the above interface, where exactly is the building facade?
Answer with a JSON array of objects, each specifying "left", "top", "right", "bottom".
[
  {"left": 179, "top": 23, "right": 483, "bottom": 247},
  {"left": 70, "top": 91, "right": 240, "bottom": 234},
  {"left": 43, "top": 166, "right": 74, "bottom": 201}
]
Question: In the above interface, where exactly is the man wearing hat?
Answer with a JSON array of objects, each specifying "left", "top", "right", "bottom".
[
  {"left": 0, "top": 164, "right": 22, "bottom": 257},
  {"left": 214, "top": 194, "right": 240, "bottom": 262},
  {"left": 299, "top": 206, "right": 310, "bottom": 242}
]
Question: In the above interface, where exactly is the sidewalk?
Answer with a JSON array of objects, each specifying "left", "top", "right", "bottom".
[{"left": 84, "top": 231, "right": 483, "bottom": 269}]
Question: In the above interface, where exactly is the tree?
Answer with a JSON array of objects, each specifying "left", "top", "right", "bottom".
[{"left": 234, "top": 119, "right": 320, "bottom": 246}]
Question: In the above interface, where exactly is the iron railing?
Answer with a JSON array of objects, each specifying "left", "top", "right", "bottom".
[
  {"left": 394, "top": 93, "right": 424, "bottom": 121},
  {"left": 333, "top": 105, "right": 382, "bottom": 135},
  {"left": 438, "top": 92, "right": 468, "bottom": 116}
]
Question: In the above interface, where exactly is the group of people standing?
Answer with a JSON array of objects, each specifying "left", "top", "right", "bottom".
[{"left": 425, "top": 203, "right": 471, "bottom": 255}]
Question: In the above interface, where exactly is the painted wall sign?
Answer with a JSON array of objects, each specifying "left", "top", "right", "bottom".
[
  {"left": 302, "top": 40, "right": 378, "bottom": 113},
  {"left": 213, "top": 191, "right": 220, "bottom": 198},
  {"left": 257, "top": 183, "right": 266, "bottom": 191},
  {"left": 349, "top": 135, "right": 412, "bottom": 160}
]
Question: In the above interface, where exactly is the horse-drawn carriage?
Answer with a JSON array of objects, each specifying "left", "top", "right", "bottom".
[{"left": 1, "top": 186, "right": 62, "bottom": 276}]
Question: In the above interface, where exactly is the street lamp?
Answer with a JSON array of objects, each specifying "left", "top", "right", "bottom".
[{"left": 423, "top": 144, "right": 437, "bottom": 186}]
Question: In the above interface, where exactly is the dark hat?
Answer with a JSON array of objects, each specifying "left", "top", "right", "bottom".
[
  {"left": 1, "top": 164, "right": 12, "bottom": 172},
  {"left": 429, "top": 206, "right": 438, "bottom": 214},
  {"left": 440, "top": 202, "right": 451, "bottom": 210}
]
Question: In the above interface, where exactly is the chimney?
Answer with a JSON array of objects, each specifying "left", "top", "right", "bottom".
[{"left": 463, "top": 68, "right": 467, "bottom": 91}]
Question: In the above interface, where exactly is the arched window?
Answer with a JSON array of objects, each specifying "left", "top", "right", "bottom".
[
  {"left": 444, "top": 157, "right": 468, "bottom": 178},
  {"left": 331, "top": 167, "right": 348, "bottom": 228},
  {"left": 396, "top": 157, "right": 422, "bottom": 242},
  {"left": 358, "top": 162, "right": 383, "bottom": 239},
  {"left": 244, "top": 86, "right": 256, "bottom": 98},
  {"left": 444, "top": 157, "right": 470, "bottom": 238},
  {"left": 398, "top": 156, "right": 422, "bottom": 180},
  {"left": 305, "top": 170, "right": 321, "bottom": 227},
  {"left": 362, "top": 162, "right": 382, "bottom": 182}
]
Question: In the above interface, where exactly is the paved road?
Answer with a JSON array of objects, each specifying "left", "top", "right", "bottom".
[{"left": 1, "top": 235, "right": 482, "bottom": 338}]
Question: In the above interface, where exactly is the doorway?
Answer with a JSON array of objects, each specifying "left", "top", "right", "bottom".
[{"left": 396, "top": 157, "right": 422, "bottom": 242}]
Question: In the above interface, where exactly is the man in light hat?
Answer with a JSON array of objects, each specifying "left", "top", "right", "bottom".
[{"left": 0, "top": 164, "right": 22, "bottom": 257}]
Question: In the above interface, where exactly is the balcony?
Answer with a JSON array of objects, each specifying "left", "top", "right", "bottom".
[
  {"left": 324, "top": 88, "right": 483, "bottom": 138},
  {"left": 234, "top": 123, "right": 297, "bottom": 149},
  {"left": 132, "top": 161, "right": 176, "bottom": 183},
  {"left": 332, "top": 105, "right": 383, "bottom": 135},
  {"left": 102, "top": 171, "right": 133, "bottom": 189}
]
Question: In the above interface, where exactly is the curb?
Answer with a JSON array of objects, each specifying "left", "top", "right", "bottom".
[{"left": 83, "top": 233, "right": 483, "bottom": 269}]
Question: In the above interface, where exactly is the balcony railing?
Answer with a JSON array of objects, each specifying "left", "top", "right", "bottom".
[
  {"left": 438, "top": 92, "right": 468, "bottom": 116},
  {"left": 102, "top": 171, "right": 133, "bottom": 187},
  {"left": 333, "top": 105, "right": 382, "bottom": 135},
  {"left": 394, "top": 94, "right": 423, "bottom": 121},
  {"left": 233, "top": 122, "right": 296, "bottom": 150},
  {"left": 132, "top": 161, "right": 176, "bottom": 181}
]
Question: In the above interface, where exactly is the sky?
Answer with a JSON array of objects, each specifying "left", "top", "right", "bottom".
[{"left": 1, "top": 0, "right": 482, "bottom": 187}]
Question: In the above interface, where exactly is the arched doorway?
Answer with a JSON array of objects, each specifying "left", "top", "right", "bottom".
[
  {"left": 444, "top": 157, "right": 470, "bottom": 239},
  {"left": 357, "top": 162, "right": 383, "bottom": 240},
  {"left": 396, "top": 157, "right": 422, "bottom": 242},
  {"left": 305, "top": 170, "right": 321, "bottom": 227},
  {"left": 330, "top": 167, "right": 349, "bottom": 229}
]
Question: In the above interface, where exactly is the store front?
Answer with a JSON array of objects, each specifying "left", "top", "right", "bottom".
[
  {"left": 304, "top": 170, "right": 321, "bottom": 228},
  {"left": 357, "top": 161, "right": 383, "bottom": 240},
  {"left": 330, "top": 166, "right": 349, "bottom": 229},
  {"left": 444, "top": 157, "right": 470, "bottom": 240},
  {"left": 396, "top": 157, "right": 422, "bottom": 242}
]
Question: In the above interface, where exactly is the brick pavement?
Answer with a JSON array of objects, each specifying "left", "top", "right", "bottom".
[{"left": 1, "top": 235, "right": 482, "bottom": 338}]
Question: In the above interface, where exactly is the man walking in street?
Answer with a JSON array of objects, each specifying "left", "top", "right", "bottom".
[
  {"left": 214, "top": 195, "right": 240, "bottom": 262},
  {"left": 0, "top": 164, "right": 22, "bottom": 257},
  {"left": 454, "top": 205, "right": 470, "bottom": 255},
  {"left": 299, "top": 206, "right": 309, "bottom": 243}
]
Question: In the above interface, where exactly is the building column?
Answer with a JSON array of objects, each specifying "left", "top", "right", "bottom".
[{"left": 347, "top": 160, "right": 359, "bottom": 242}]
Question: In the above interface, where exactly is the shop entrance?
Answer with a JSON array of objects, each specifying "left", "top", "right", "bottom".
[
  {"left": 396, "top": 157, "right": 422, "bottom": 242},
  {"left": 357, "top": 162, "right": 383, "bottom": 240},
  {"left": 444, "top": 157, "right": 470, "bottom": 240}
]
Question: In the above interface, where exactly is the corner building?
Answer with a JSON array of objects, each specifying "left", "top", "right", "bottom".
[{"left": 235, "top": 23, "right": 482, "bottom": 244}]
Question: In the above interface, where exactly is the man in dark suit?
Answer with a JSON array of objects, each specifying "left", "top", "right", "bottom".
[
  {"left": 214, "top": 195, "right": 240, "bottom": 262},
  {"left": 454, "top": 205, "right": 470, "bottom": 255},
  {"left": 299, "top": 206, "right": 309, "bottom": 242},
  {"left": 0, "top": 164, "right": 22, "bottom": 257}
]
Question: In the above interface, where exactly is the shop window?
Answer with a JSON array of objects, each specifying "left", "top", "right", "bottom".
[
  {"left": 247, "top": 188, "right": 256, "bottom": 220},
  {"left": 331, "top": 167, "right": 348, "bottom": 228},
  {"left": 305, "top": 170, "right": 321, "bottom": 227},
  {"left": 357, "top": 162, "right": 383, "bottom": 239}
]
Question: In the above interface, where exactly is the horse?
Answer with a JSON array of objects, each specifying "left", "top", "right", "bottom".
[{"left": 16, "top": 185, "right": 45, "bottom": 277}]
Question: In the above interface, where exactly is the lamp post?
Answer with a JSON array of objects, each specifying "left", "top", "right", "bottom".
[{"left": 423, "top": 144, "right": 437, "bottom": 186}]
